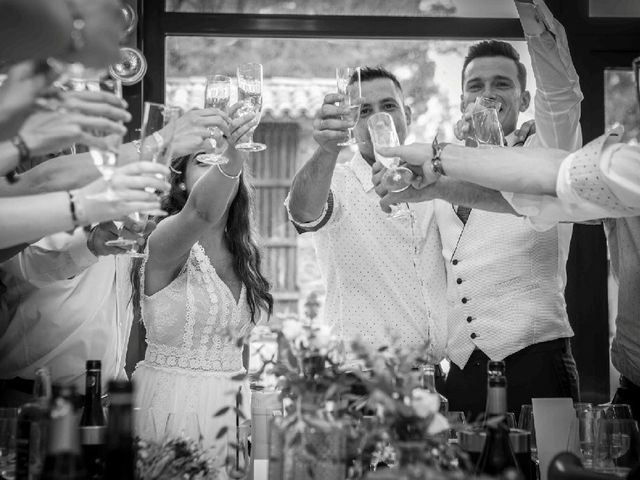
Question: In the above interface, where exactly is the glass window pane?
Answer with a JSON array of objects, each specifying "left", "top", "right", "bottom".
[
  {"left": 166, "top": 0, "right": 518, "bottom": 17},
  {"left": 605, "top": 69, "right": 640, "bottom": 144},
  {"left": 165, "top": 36, "right": 535, "bottom": 317},
  {"left": 590, "top": 0, "right": 640, "bottom": 17}
]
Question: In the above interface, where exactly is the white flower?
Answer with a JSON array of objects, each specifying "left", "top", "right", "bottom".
[
  {"left": 427, "top": 412, "right": 450, "bottom": 435},
  {"left": 281, "top": 319, "right": 304, "bottom": 342},
  {"left": 411, "top": 388, "right": 440, "bottom": 418},
  {"left": 310, "top": 324, "right": 334, "bottom": 352}
]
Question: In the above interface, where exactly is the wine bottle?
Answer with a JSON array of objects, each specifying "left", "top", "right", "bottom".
[
  {"left": 422, "top": 364, "right": 449, "bottom": 415},
  {"left": 79, "top": 360, "right": 107, "bottom": 480},
  {"left": 104, "top": 380, "right": 135, "bottom": 480},
  {"left": 16, "top": 366, "right": 52, "bottom": 480},
  {"left": 476, "top": 360, "right": 520, "bottom": 476},
  {"left": 41, "top": 385, "right": 86, "bottom": 480}
]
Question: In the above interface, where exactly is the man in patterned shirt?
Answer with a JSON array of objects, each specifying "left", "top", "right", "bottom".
[{"left": 285, "top": 66, "right": 449, "bottom": 363}]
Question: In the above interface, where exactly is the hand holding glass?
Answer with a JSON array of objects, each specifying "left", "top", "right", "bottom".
[
  {"left": 235, "top": 63, "right": 266, "bottom": 153},
  {"left": 198, "top": 75, "right": 232, "bottom": 165},
  {"left": 336, "top": 67, "right": 361, "bottom": 147}
]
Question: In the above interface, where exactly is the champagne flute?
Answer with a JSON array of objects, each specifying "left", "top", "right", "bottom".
[
  {"left": 367, "top": 112, "right": 413, "bottom": 220},
  {"left": 70, "top": 75, "right": 124, "bottom": 200},
  {"left": 471, "top": 96, "right": 505, "bottom": 147},
  {"left": 197, "top": 74, "right": 232, "bottom": 165},
  {"left": 235, "top": 63, "right": 266, "bottom": 152},
  {"left": 104, "top": 103, "right": 181, "bottom": 253},
  {"left": 336, "top": 66, "right": 361, "bottom": 147}
]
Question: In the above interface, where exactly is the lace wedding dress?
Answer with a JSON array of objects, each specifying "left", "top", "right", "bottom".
[{"left": 132, "top": 242, "right": 252, "bottom": 468}]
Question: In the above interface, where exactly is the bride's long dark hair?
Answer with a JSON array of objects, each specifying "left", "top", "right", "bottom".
[{"left": 131, "top": 153, "right": 273, "bottom": 324}]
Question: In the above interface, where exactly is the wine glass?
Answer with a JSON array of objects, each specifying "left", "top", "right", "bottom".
[
  {"left": 598, "top": 404, "right": 634, "bottom": 420},
  {"left": 69, "top": 75, "right": 125, "bottom": 200},
  {"left": 593, "top": 418, "right": 640, "bottom": 476},
  {"left": 336, "top": 67, "right": 361, "bottom": 147},
  {"left": 197, "top": 74, "right": 232, "bottom": 165},
  {"left": 235, "top": 62, "right": 266, "bottom": 153},
  {"left": 0, "top": 408, "right": 17, "bottom": 480},
  {"left": 367, "top": 112, "right": 413, "bottom": 221},
  {"left": 104, "top": 102, "right": 180, "bottom": 254},
  {"left": 518, "top": 405, "right": 538, "bottom": 468},
  {"left": 471, "top": 96, "right": 505, "bottom": 147}
]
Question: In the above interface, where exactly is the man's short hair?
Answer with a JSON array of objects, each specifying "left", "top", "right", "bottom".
[
  {"left": 462, "top": 40, "right": 527, "bottom": 91},
  {"left": 348, "top": 65, "right": 403, "bottom": 94}
]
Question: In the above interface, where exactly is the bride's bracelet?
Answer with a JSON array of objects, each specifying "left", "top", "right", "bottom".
[{"left": 216, "top": 163, "right": 242, "bottom": 181}]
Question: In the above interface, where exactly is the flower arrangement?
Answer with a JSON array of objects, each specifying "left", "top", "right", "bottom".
[{"left": 136, "top": 437, "right": 214, "bottom": 480}]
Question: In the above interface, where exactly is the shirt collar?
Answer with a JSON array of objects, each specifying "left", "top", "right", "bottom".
[{"left": 348, "top": 151, "right": 375, "bottom": 192}]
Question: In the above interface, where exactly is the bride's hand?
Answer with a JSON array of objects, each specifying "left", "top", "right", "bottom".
[{"left": 226, "top": 102, "right": 259, "bottom": 154}]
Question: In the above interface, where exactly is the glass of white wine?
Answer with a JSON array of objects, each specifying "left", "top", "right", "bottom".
[
  {"left": 336, "top": 66, "right": 361, "bottom": 147},
  {"left": 69, "top": 75, "right": 125, "bottom": 200},
  {"left": 471, "top": 96, "right": 505, "bottom": 147},
  {"left": 104, "top": 102, "right": 181, "bottom": 254},
  {"left": 367, "top": 112, "right": 413, "bottom": 220},
  {"left": 198, "top": 74, "right": 232, "bottom": 165},
  {"left": 235, "top": 63, "right": 266, "bottom": 153}
]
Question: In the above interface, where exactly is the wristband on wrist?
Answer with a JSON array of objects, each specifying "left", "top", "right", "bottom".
[
  {"left": 69, "top": 189, "right": 88, "bottom": 225},
  {"left": 10, "top": 134, "right": 30, "bottom": 164},
  {"left": 216, "top": 163, "right": 242, "bottom": 180},
  {"left": 431, "top": 136, "right": 447, "bottom": 177}
]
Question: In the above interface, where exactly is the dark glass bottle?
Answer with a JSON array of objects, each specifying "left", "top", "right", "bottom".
[
  {"left": 16, "top": 367, "right": 52, "bottom": 480},
  {"left": 41, "top": 385, "right": 86, "bottom": 480},
  {"left": 80, "top": 360, "right": 107, "bottom": 480},
  {"left": 476, "top": 360, "right": 520, "bottom": 476},
  {"left": 104, "top": 380, "right": 135, "bottom": 480}
]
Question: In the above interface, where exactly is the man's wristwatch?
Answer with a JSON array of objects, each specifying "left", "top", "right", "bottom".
[{"left": 431, "top": 136, "right": 447, "bottom": 177}]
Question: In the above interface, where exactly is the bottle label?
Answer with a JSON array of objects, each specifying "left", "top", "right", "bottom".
[{"left": 80, "top": 426, "right": 107, "bottom": 445}]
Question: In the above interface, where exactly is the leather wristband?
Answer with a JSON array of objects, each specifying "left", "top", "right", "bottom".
[{"left": 431, "top": 136, "right": 447, "bottom": 177}]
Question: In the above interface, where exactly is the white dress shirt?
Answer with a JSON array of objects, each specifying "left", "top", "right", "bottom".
[
  {"left": 441, "top": 0, "right": 582, "bottom": 368},
  {"left": 0, "top": 228, "right": 133, "bottom": 393},
  {"left": 503, "top": 127, "right": 640, "bottom": 225},
  {"left": 285, "top": 152, "right": 448, "bottom": 361}
]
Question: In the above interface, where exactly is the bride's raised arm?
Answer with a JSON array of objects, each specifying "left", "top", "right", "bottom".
[{"left": 144, "top": 108, "right": 257, "bottom": 296}]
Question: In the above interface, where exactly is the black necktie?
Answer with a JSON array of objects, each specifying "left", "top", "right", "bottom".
[{"left": 456, "top": 205, "right": 472, "bottom": 224}]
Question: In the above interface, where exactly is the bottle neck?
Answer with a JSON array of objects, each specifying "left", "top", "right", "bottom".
[
  {"left": 485, "top": 376, "right": 507, "bottom": 417},
  {"left": 422, "top": 365, "right": 436, "bottom": 392},
  {"left": 85, "top": 369, "right": 102, "bottom": 399}
]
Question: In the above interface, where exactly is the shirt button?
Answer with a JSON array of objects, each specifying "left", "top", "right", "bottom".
[
  {"left": 456, "top": 278, "right": 463, "bottom": 285},
  {"left": 467, "top": 316, "right": 473, "bottom": 323},
  {"left": 470, "top": 333, "right": 477, "bottom": 339},
  {"left": 452, "top": 259, "right": 459, "bottom": 265},
  {"left": 462, "top": 297, "right": 468, "bottom": 304}
]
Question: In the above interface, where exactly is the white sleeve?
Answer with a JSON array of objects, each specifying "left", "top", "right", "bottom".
[{"left": 1, "top": 228, "right": 97, "bottom": 285}]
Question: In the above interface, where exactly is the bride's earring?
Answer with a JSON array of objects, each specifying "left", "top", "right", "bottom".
[{"left": 178, "top": 182, "right": 187, "bottom": 191}]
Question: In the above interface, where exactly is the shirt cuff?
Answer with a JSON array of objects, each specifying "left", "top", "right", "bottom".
[
  {"left": 284, "top": 191, "right": 334, "bottom": 233},
  {"left": 67, "top": 227, "right": 98, "bottom": 269}
]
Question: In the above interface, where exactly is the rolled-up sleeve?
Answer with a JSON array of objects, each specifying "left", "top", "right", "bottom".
[
  {"left": 1, "top": 228, "right": 97, "bottom": 285},
  {"left": 516, "top": 0, "right": 583, "bottom": 152}
]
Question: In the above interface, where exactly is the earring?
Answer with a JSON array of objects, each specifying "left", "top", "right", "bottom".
[{"left": 178, "top": 182, "right": 187, "bottom": 191}]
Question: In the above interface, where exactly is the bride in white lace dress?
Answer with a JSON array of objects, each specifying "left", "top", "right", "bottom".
[{"left": 131, "top": 109, "right": 273, "bottom": 468}]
